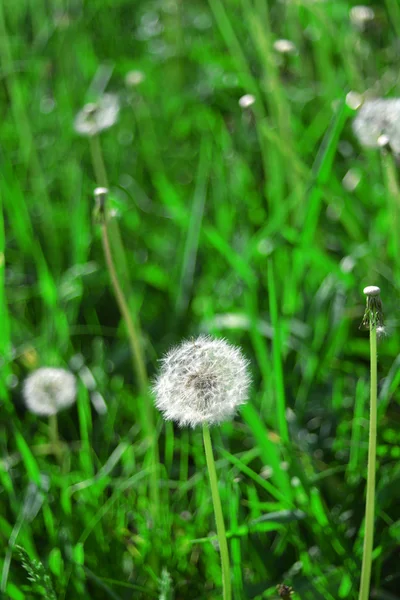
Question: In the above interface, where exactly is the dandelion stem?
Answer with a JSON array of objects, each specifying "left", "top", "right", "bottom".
[
  {"left": 202, "top": 424, "right": 231, "bottom": 600},
  {"left": 89, "top": 135, "right": 109, "bottom": 188},
  {"left": 101, "top": 220, "right": 148, "bottom": 391},
  {"left": 48, "top": 414, "right": 62, "bottom": 465},
  {"left": 101, "top": 202, "right": 159, "bottom": 504},
  {"left": 90, "top": 150, "right": 160, "bottom": 546},
  {"left": 358, "top": 320, "right": 377, "bottom": 600}
]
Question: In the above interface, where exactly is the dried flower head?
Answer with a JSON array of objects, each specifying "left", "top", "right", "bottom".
[
  {"left": 361, "top": 285, "right": 384, "bottom": 329},
  {"left": 74, "top": 94, "right": 119, "bottom": 136},
  {"left": 277, "top": 584, "right": 294, "bottom": 598},
  {"left": 353, "top": 99, "right": 400, "bottom": 154},
  {"left": 153, "top": 336, "right": 251, "bottom": 428},
  {"left": 93, "top": 187, "right": 108, "bottom": 223},
  {"left": 23, "top": 368, "right": 77, "bottom": 416}
]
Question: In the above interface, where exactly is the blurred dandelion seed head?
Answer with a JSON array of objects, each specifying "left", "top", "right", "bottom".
[
  {"left": 125, "top": 70, "right": 146, "bottom": 87},
  {"left": 153, "top": 335, "right": 251, "bottom": 428},
  {"left": 350, "top": 5, "right": 375, "bottom": 28},
  {"left": 74, "top": 94, "right": 119, "bottom": 136},
  {"left": 23, "top": 367, "right": 77, "bottom": 416},
  {"left": 239, "top": 94, "right": 256, "bottom": 108},
  {"left": 353, "top": 98, "right": 400, "bottom": 154},
  {"left": 273, "top": 39, "right": 297, "bottom": 54}
]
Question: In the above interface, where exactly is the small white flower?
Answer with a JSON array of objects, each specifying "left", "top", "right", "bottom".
[
  {"left": 239, "top": 94, "right": 255, "bottom": 108},
  {"left": 74, "top": 94, "right": 119, "bottom": 136},
  {"left": 153, "top": 335, "right": 251, "bottom": 428},
  {"left": 273, "top": 39, "right": 296, "bottom": 54},
  {"left": 23, "top": 368, "right": 77, "bottom": 416},
  {"left": 352, "top": 98, "right": 400, "bottom": 154}
]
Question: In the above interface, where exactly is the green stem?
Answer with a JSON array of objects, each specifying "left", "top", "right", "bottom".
[
  {"left": 89, "top": 135, "right": 109, "bottom": 188},
  {"left": 49, "top": 414, "right": 62, "bottom": 465},
  {"left": 358, "top": 323, "right": 377, "bottom": 600},
  {"left": 101, "top": 221, "right": 148, "bottom": 393},
  {"left": 202, "top": 424, "right": 231, "bottom": 600},
  {"left": 89, "top": 141, "right": 160, "bottom": 551}
]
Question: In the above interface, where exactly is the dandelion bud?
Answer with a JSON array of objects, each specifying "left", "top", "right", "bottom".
[
  {"left": 23, "top": 367, "right": 77, "bottom": 416},
  {"left": 74, "top": 94, "right": 119, "bottom": 136},
  {"left": 153, "top": 336, "right": 251, "bottom": 428}
]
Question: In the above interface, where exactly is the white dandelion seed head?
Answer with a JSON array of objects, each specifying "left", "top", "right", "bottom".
[
  {"left": 350, "top": 6, "right": 375, "bottom": 28},
  {"left": 125, "top": 70, "right": 145, "bottom": 87},
  {"left": 239, "top": 94, "right": 256, "bottom": 108},
  {"left": 74, "top": 94, "right": 119, "bottom": 136},
  {"left": 153, "top": 335, "right": 251, "bottom": 428},
  {"left": 23, "top": 367, "right": 77, "bottom": 416},
  {"left": 273, "top": 39, "right": 297, "bottom": 54},
  {"left": 352, "top": 98, "right": 400, "bottom": 154}
]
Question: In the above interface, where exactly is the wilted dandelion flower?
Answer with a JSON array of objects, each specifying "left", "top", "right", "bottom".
[
  {"left": 153, "top": 336, "right": 251, "bottom": 428},
  {"left": 23, "top": 367, "right": 77, "bottom": 416},
  {"left": 74, "top": 94, "right": 119, "bottom": 136},
  {"left": 352, "top": 99, "right": 400, "bottom": 154},
  {"left": 239, "top": 94, "right": 255, "bottom": 108}
]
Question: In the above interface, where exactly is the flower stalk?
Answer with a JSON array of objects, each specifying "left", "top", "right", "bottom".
[
  {"left": 202, "top": 423, "right": 231, "bottom": 600},
  {"left": 358, "top": 285, "right": 382, "bottom": 600},
  {"left": 93, "top": 187, "right": 160, "bottom": 524}
]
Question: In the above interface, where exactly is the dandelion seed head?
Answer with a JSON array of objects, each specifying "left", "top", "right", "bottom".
[
  {"left": 352, "top": 98, "right": 400, "bottom": 154},
  {"left": 74, "top": 94, "right": 119, "bottom": 136},
  {"left": 153, "top": 335, "right": 251, "bottom": 428},
  {"left": 350, "top": 5, "right": 375, "bottom": 28},
  {"left": 23, "top": 367, "right": 77, "bottom": 416},
  {"left": 125, "top": 70, "right": 145, "bottom": 87},
  {"left": 239, "top": 94, "right": 256, "bottom": 108},
  {"left": 273, "top": 39, "right": 296, "bottom": 54}
]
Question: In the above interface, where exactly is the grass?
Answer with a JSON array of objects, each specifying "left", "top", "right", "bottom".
[{"left": 1, "top": 0, "right": 400, "bottom": 598}]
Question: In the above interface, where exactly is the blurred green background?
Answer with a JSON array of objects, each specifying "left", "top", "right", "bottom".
[{"left": 1, "top": 0, "right": 400, "bottom": 598}]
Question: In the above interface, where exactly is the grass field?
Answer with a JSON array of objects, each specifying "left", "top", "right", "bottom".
[{"left": 1, "top": 1, "right": 400, "bottom": 598}]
